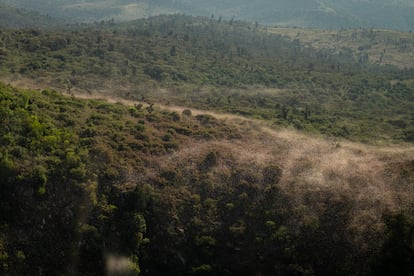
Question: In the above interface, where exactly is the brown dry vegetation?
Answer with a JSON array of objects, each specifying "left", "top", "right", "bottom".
[
  {"left": 5, "top": 76, "right": 412, "bottom": 207},
  {"left": 134, "top": 101, "right": 414, "bottom": 274},
  {"left": 1, "top": 81, "right": 414, "bottom": 274},
  {"left": 4, "top": 76, "right": 413, "bottom": 211},
  {"left": 152, "top": 114, "right": 413, "bottom": 218},
  {"left": 76, "top": 83, "right": 414, "bottom": 234}
]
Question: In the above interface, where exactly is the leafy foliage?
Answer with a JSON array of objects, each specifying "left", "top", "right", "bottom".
[
  {"left": 1, "top": 82, "right": 413, "bottom": 275},
  {"left": 0, "top": 15, "right": 413, "bottom": 143},
  {"left": 0, "top": 14, "right": 414, "bottom": 276}
]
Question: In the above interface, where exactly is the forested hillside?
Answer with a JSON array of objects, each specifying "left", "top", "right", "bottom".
[
  {"left": 269, "top": 27, "right": 414, "bottom": 69},
  {"left": 1, "top": 13, "right": 414, "bottom": 276},
  {"left": 0, "top": 4, "right": 64, "bottom": 29},
  {"left": 1, "top": 15, "right": 413, "bottom": 143},
  {"left": 1, "top": 82, "right": 414, "bottom": 275}
]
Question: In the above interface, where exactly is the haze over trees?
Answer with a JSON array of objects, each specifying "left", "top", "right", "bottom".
[{"left": 0, "top": 0, "right": 413, "bottom": 31}]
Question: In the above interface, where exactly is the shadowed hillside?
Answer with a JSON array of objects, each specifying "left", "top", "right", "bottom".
[{"left": 1, "top": 82, "right": 413, "bottom": 275}]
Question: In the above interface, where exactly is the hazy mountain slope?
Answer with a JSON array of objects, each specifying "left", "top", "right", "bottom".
[
  {"left": 0, "top": 0, "right": 172, "bottom": 22},
  {"left": 330, "top": 0, "right": 414, "bottom": 30},
  {"left": 0, "top": 4, "right": 65, "bottom": 28},
  {"left": 147, "top": 0, "right": 414, "bottom": 30},
  {"left": 269, "top": 27, "right": 414, "bottom": 69},
  {"left": 1, "top": 0, "right": 413, "bottom": 30}
]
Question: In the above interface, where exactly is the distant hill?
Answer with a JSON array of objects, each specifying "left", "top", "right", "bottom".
[
  {"left": 1, "top": 0, "right": 413, "bottom": 31},
  {"left": 269, "top": 27, "right": 414, "bottom": 69},
  {"left": 0, "top": 4, "right": 65, "bottom": 29}
]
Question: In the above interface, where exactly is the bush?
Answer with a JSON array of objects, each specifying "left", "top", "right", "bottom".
[
  {"left": 199, "top": 152, "right": 218, "bottom": 173},
  {"left": 0, "top": 152, "right": 14, "bottom": 179},
  {"left": 191, "top": 264, "right": 212, "bottom": 274},
  {"left": 262, "top": 165, "right": 282, "bottom": 185},
  {"left": 182, "top": 109, "right": 192, "bottom": 116},
  {"left": 403, "top": 128, "right": 414, "bottom": 142}
]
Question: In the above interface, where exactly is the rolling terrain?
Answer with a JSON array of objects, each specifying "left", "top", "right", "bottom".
[
  {"left": 0, "top": 12, "right": 414, "bottom": 276},
  {"left": 1, "top": 0, "right": 414, "bottom": 30},
  {"left": 0, "top": 15, "right": 413, "bottom": 143},
  {"left": 269, "top": 27, "right": 414, "bottom": 69},
  {"left": 0, "top": 81, "right": 413, "bottom": 274}
]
